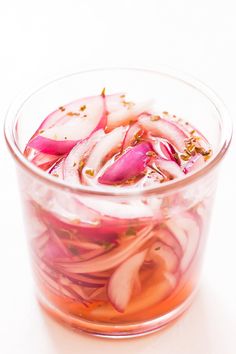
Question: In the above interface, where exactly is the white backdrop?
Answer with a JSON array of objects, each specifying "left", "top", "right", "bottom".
[{"left": 0, "top": 1, "right": 236, "bottom": 353}]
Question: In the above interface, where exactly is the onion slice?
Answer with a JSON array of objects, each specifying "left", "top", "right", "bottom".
[
  {"left": 49, "top": 157, "right": 65, "bottom": 178},
  {"left": 148, "top": 241, "right": 179, "bottom": 273},
  {"left": 63, "top": 130, "right": 105, "bottom": 184},
  {"left": 56, "top": 226, "right": 153, "bottom": 273},
  {"left": 107, "top": 100, "right": 153, "bottom": 129},
  {"left": 121, "top": 122, "right": 143, "bottom": 152},
  {"left": 153, "top": 139, "right": 179, "bottom": 164},
  {"left": 183, "top": 154, "right": 205, "bottom": 174},
  {"left": 83, "top": 126, "right": 126, "bottom": 177},
  {"left": 107, "top": 250, "right": 147, "bottom": 312},
  {"left": 28, "top": 94, "right": 107, "bottom": 155},
  {"left": 31, "top": 152, "right": 59, "bottom": 170},
  {"left": 156, "top": 159, "right": 185, "bottom": 179},
  {"left": 78, "top": 196, "right": 154, "bottom": 219},
  {"left": 98, "top": 141, "right": 153, "bottom": 185},
  {"left": 139, "top": 114, "right": 188, "bottom": 151}
]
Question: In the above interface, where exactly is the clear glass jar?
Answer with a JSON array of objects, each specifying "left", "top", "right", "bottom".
[{"left": 4, "top": 68, "right": 232, "bottom": 337}]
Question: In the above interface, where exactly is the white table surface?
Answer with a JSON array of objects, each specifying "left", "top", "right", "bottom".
[{"left": 0, "top": 1, "right": 236, "bottom": 353}]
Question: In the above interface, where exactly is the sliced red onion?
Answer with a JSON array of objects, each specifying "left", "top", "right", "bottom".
[
  {"left": 183, "top": 154, "right": 205, "bottom": 174},
  {"left": 28, "top": 94, "right": 107, "bottom": 155},
  {"left": 49, "top": 157, "right": 65, "bottom": 178},
  {"left": 121, "top": 122, "right": 143, "bottom": 152},
  {"left": 63, "top": 129, "right": 105, "bottom": 184},
  {"left": 107, "top": 100, "right": 153, "bottom": 129},
  {"left": 62, "top": 238, "right": 103, "bottom": 251},
  {"left": 31, "top": 152, "right": 59, "bottom": 170},
  {"left": 106, "top": 93, "right": 126, "bottom": 113},
  {"left": 156, "top": 159, "right": 185, "bottom": 179},
  {"left": 56, "top": 226, "right": 153, "bottom": 273},
  {"left": 25, "top": 92, "right": 109, "bottom": 157},
  {"left": 139, "top": 114, "right": 188, "bottom": 151},
  {"left": 36, "top": 201, "right": 122, "bottom": 243},
  {"left": 28, "top": 136, "right": 78, "bottom": 155},
  {"left": 98, "top": 141, "right": 153, "bottom": 185},
  {"left": 42, "top": 238, "right": 68, "bottom": 261},
  {"left": 35, "top": 192, "right": 100, "bottom": 229},
  {"left": 172, "top": 212, "right": 200, "bottom": 272},
  {"left": 71, "top": 248, "right": 106, "bottom": 262},
  {"left": 131, "top": 168, "right": 164, "bottom": 188},
  {"left": 148, "top": 241, "right": 179, "bottom": 273},
  {"left": 83, "top": 126, "right": 126, "bottom": 181},
  {"left": 79, "top": 195, "right": 154, "bottom": 219},
  {"left": 165, "top": 219, "right": 188, "bottom": 252},
  {"left": 49, "top": 229, "right": 71, "bottom": 256},
  {"left": 156, "top": 227, "right": 183, "bottom": 258},
  {"left": 177, "top": 120, "right": 210, "bottom": 151},
  {"left": 153, "top": 139, "right": 179, "bottom": 164},
  {"left": 107, "top": 250, "right": 147, "bottom": 312}
]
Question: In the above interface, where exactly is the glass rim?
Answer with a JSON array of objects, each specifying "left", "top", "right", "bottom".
[{"left": 4, "top": 66, "right": 233, "bottom": 197}]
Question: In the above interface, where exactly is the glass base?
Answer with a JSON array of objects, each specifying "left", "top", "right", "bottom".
[{"left": 37, "top": 290, "right": 197, "bottom": 338}]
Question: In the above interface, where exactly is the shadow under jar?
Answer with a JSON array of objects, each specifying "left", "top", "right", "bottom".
[{"left": 4, "top": 68, "right": 232, "bottom": 337}]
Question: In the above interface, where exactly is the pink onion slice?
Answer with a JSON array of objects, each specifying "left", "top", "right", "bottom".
[
  {"left": 148, "top": 241, "right": 179, "bottom": 273},
  {"left": 49, "top": 157, "right": 65, "bottom": 178},
  {"left": 98, "top": 141, "right": 153, "bottom": 185},
  {"left": 37, "top": 96, "right": 102, "bottom": 131},
  {"left": 165, "top": 219, "right": 188, "bottom": 252},
  {"left": 139, "top": 114, "right": 188, "bottom": 151},
  {"left": 83, "top": 126, "right": 126, "bottom": 180},
  {"left": 121, "top": 122, "right": 143, "bottom": 152},
  {"left": 35, "top": 191, "right": 100, "bottom": 229},
  {"left": 107, "top": 249, "right": 147, "bottom": 312},
  {"left": 63, "top": 129, "right": 105, "bottom": 184},
  {"left": 155, "top": 227, "right": 183, "bottom": 258},
  {"left": 35, "top": 200, "right": 122, "bottom": 243},
  {"left": 107, "top": 100, "right": 153, "bottom": 129},
  {"left": 56, "top": 226, "right": 153, "bottom": 273},
  {"left": 28, "top": 136, "right": 78, "bottom": 155},
  {"left": 78, "top": 195, "right": 154, "bottom": 219},
  {"left": 156, "top": 159, "right": 185, "bottom": 179},
  {"left": 62, "top": 238, "right": 103, "bottom": 251},
  {"left": 173, "top": 212, "right": 200, "bottom": 272},
  {"left": 31, "top": 152, "right": 59, "bottom": 170},
  {"left": 28, "top": 95, "right": 107, "bottom": 155},
  {"left": 41, "top": 239, "right": 67, "bottom": 261},
  {"left": 183, "top": 154, "right": 205, "bottom": 174},
  {"left": 106, "top": 93, "right": 126, "bottom": 112},
  {"left": 177, "top": 120, "right": 210, "bottom": 151},
  {"left": 49, "top": 229, "right": 71, "bottom": 256},
  {"left": 153, "top": 139, "right": 179, "bottom": 164},
  {"left": 41, "top": 230, "right": 70, "bottom": 261}
]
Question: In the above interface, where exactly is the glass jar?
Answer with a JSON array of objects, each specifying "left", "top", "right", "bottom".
[{"left": 4, "top": 68, "right": 232, "bottom": 337}]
